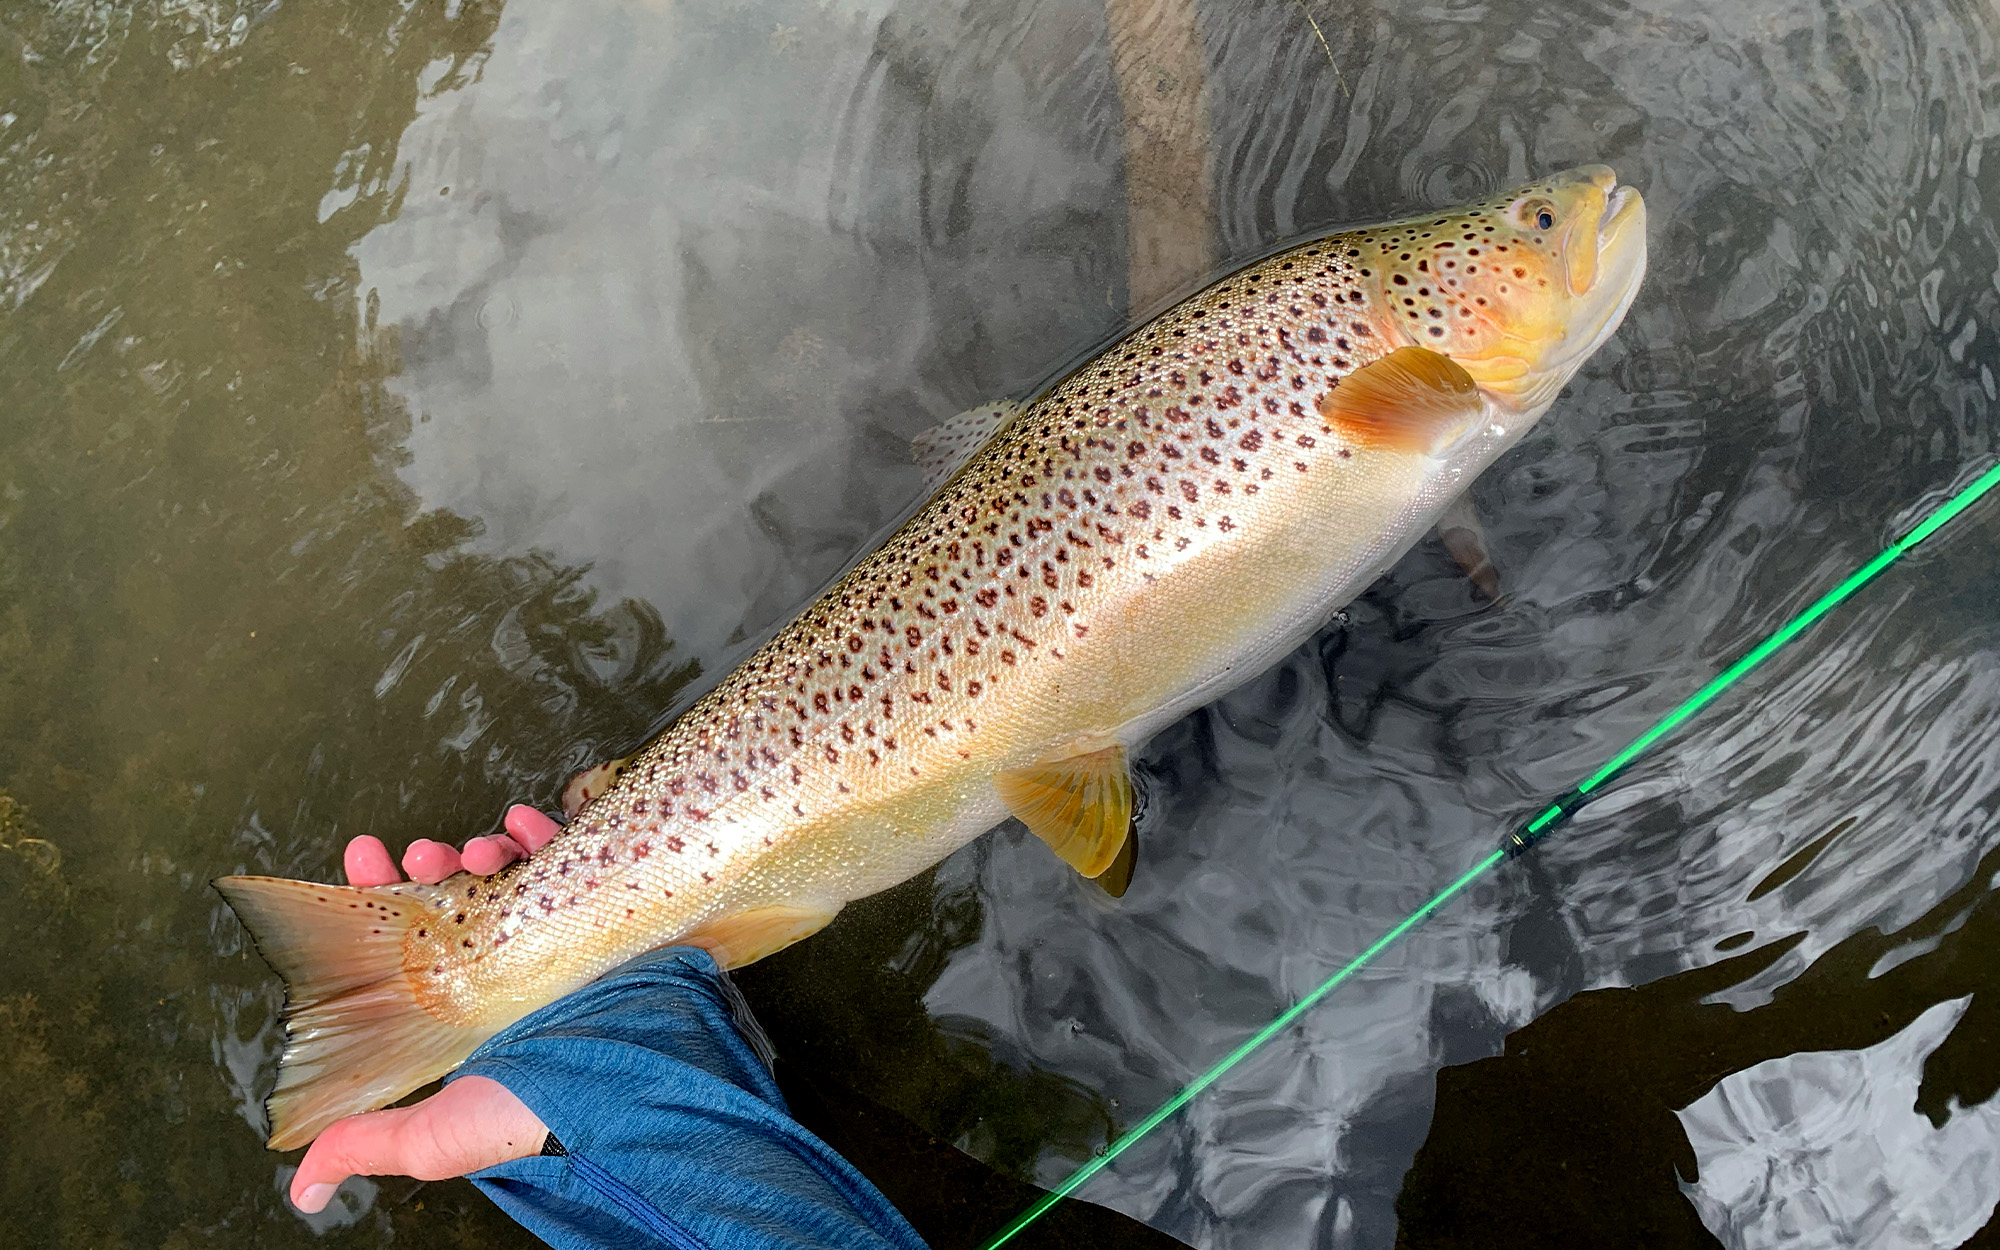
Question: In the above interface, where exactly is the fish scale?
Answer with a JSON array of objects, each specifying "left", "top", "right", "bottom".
[{"left": 217, "top": 166, "right": 1648, "bottom": 1149}]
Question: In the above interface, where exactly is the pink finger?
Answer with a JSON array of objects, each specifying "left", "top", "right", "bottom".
[
  {"left": 291, "top": 1075, "right": 547, "bottom": 1212},
  {"left": 460, "top": 834, "right": 526, "bottom": 876},
  {"left": 400, "top": 839, "right": 464, "bottom": 885},
  {"left": 343, "top": 836, "right": 402, "bottom": 887},
  {"left": 292, "top": 1105, "right": 408, "bottom": 1212},
  {"left": 503, "top": 804, "right": 564, "bottom": 853}
]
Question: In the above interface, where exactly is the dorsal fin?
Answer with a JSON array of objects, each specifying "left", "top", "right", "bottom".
[
  {"left": 912, "top": 400, "right": 1023, "bottom": 492},
  {"left": 995, "top": 744, "right": 1132, "bottom": 879},
  {"left": 1318, "top": 346, "right": 1482, "bottom": 456}
]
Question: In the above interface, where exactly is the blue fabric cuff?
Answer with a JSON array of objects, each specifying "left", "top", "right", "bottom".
[{"left": 448, "top": 946, "right": 928, "bottom": 1250}]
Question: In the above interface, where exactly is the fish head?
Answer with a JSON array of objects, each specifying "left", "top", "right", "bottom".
[{"left": 1362, "top": 165, "right": 1647, "bottom": 422}]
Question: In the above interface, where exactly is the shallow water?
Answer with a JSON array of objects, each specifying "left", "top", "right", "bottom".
[{"left": 3, "top": 0, "right": 1999, "bottom": 1246}]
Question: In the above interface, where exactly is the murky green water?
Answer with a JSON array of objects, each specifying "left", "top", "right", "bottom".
[{"left": 4, "top": 0, "right": 1999, "bottom": 1247}]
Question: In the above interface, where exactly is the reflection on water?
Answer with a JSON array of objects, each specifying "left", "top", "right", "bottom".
[
  {"left": 1400, "top": 824, "right": 2000, "bottom": 1248},
  {"left": 363, "top": 0, "right": 1126, "bottom": 657},
  {"left": 1, "top": 0, "right": 1997, "bottom": 1247},
  {"left": 1681, "top": 998, "right": 2000, "bottom": 1248}
]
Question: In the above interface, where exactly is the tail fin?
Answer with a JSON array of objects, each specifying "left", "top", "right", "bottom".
[{"left": 214, "top": 875, "right": 494, "bottom": 1150}]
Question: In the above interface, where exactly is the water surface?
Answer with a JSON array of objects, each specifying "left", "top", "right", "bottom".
[{"left": 3, "top": 0, "right": 1998, "bottom": 1246}]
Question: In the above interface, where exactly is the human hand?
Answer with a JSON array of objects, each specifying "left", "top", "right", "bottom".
[
  {"left": 289, "top": 804, "right": 567, "bottom": 1214},
  {"left": 344, "top": 801, "right": 567, "bottom": 884},
  {"left": 289, "top": 1074, "right": 549, "bottom": 1213}
]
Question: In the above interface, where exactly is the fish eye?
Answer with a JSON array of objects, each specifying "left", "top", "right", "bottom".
[{"left": 1517, "top": 198, "right": 1557, "bottom": 232}]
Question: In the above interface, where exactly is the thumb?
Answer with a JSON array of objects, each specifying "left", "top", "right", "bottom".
[{"left": 290, "top": 1075, "right": 550, "bottom": 1213}]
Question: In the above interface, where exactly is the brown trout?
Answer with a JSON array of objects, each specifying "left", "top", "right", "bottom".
[{"left": 220, "top": 166, "right": 1646, "bottom": 1149}]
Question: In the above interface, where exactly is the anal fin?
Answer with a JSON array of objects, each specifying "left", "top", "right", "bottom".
[
  {"left": 996, "top": 744, "right": 1133, "bottom": 879},
  {"left": 682, "top": 903, "right": 840, "bottom": 970},
  {"left": 1093, "top": 823, "right": 1137, "bottom": 898}
]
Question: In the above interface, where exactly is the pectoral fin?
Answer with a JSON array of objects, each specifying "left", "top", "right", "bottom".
[
  {"left": 681, "top": 903, "right": 840, "bottom": 970},
  {"left": 1318, "top": 346, "right": 1482, "bottom": 456},
  {"left": 996, "top": 745, "right": 1133, "bottom": 879},
  {"left": 913, "top": 400, "right": 1023, "bottom": 492},
  {"left": 1436, "top": 494, "right": 1501, "bottom": 600}
]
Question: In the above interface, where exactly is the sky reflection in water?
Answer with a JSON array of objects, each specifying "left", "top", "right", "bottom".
[{"left": 1, "top": 0, "right": 1998, "bottom": 1246}]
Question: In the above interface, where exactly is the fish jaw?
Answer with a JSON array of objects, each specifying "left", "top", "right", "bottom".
[
  {"left": 1469, "top": 167, "right": 1646, "bottom": 419},
  {"left": 1532, "top": 176, "right": 1647, "bottom": 396}
]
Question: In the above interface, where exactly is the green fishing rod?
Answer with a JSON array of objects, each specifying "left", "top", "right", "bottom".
[{"left": 981, "top": 458, "right": 2000, "bottom": 1250}]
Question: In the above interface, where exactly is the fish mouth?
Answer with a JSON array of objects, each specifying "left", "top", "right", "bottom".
[
  {"left": 1544, "top": 174, "right": 1648, "bottom": 380},
  {"left": 1468, "top": 169, "right": 1647, "bottom": 419}
]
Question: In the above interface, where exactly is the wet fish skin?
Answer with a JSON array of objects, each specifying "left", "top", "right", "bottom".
[{"left": 218, "top": 166, "right": 1647, "bottom": 1149}]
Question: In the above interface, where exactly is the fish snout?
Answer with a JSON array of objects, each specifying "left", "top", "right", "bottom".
[
  {"left": 1540, "top": 171, "right": 1648, "bottom": 392},
  {"left": 1549, "top": 163, "right": 1618, "bottom": 195},
  {"left": 1458, "top": 167, "right": 1647, "bottom": 417}
]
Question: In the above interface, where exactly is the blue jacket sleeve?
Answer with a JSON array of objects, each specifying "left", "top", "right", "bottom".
[{"left": 448, "top": 946, "right": 930, "bottom": 1250}]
